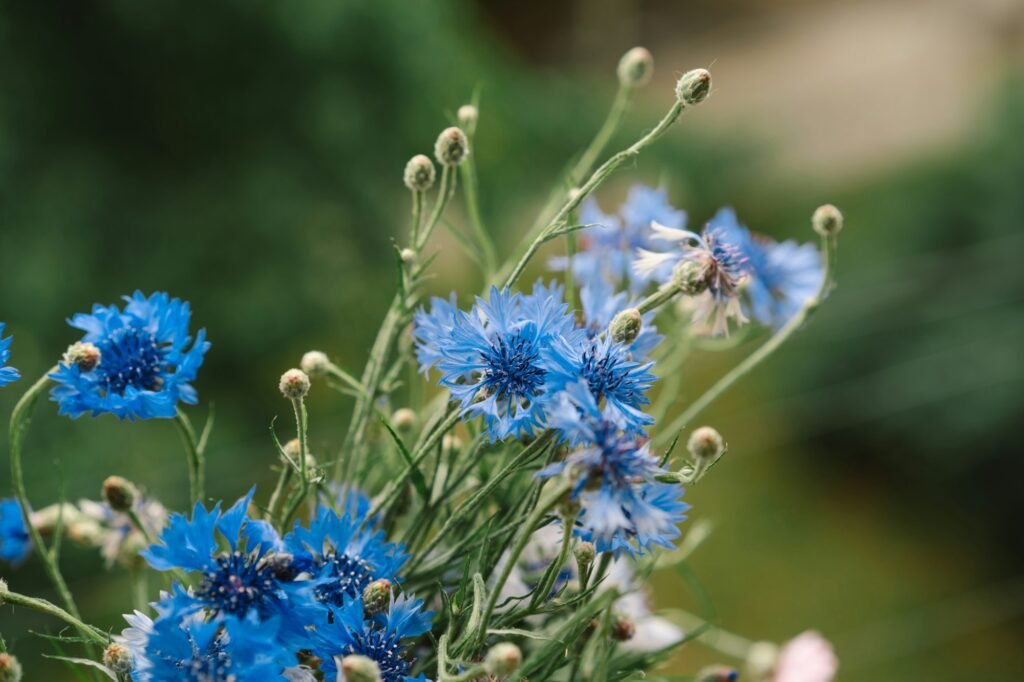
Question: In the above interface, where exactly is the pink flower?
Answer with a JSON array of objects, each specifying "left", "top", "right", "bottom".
[{"left": 773, "top": 631, "right": 838, "bottom": 682}]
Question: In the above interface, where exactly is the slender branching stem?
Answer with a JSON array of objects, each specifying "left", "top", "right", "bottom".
[
  {"left": 174, "top": 409, "right": 204, "bottom": 505},
  {"left": 282, "top": 397, "right": 309, "bottom": 525},
  {"left": 2, "top": 590, "right": 109, "bottom": 646}
]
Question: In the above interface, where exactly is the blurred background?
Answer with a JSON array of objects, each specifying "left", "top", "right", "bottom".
[{"left": 2, "top": 0, "right": 1023, "bottom": 679}]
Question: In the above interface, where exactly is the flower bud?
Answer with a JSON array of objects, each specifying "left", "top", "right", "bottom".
[
  {"left": 362, "top": 578, "right": 392, "bottom": 615},
  {"left": 442, "top": 433, "right": 462, "bottom": 452},
  {"left": 574, "top": 540, "right": 596, "bottom": 575},
  {"left": 812, "top": 204, "right": 843, "bottom": 237},
  {"left": 434, "top": 127, "right": 469, "bottom": 166},
  {"left": 745, "top": 641, "right": 779, "bottom": 680},
  {"left": 392, "top": 408, "right": 416, "bottom": 432},
  {"left": 399, "top": 248, "right": 416, "bottom": 265},
  {"left": 484, "top": 642, "right": 522, "bottom": 677},
  {"left": 612, "top": 614, "right": 636, "bottom": 642},
  {"left": 403, "top": 154, "right": 436, "bottom": 192},
  {"left": 610, "top": 308, "right": 642, "bottom": 345},
  {"left": 279, "top": 369, "right": 310, "bottom": 400},
  {"left": 0, "top": 578, "right": 8, "bottom": 606},
  {"left": 672, "top": 254, "right": 713, "bottom": 295},
  {"left": 340, "top": 654, "right": 382, "bottom": 682},
  {"left": 457, "top": 104, "right": 478, "bottom": 135},
  {"left": 0, "top": 654, "right": 23, "bottom": 682},
  {"left": 103, "top": 643, "right": 132, "bottom": 674},
  {"left": 676, "top": 68, "right": 712, "bottom": 106},
  {"left": 617, "top": 47, "right": 654, "bottom": 88},
  {"left": 687, "top": 426, "right": 725, "bottom": 465},
  {"left": 300, "top": 351, "right": 330, "bottom": 377},
  {"left": 62, "top": 341, "right": 101, "bottom": 372},
  {"left": 102, "top": 475, "right": 137, "bottom": 513},
  {"left": 697, "top": 665, "right": 739, "bottom": 682}
]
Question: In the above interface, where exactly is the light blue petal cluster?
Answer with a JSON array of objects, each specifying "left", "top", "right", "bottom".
[
  {"left": 0, "top": 323, "right": 20, "bottom": 387},
  {"left": 0, "top": 498, "right": 31, "bottom": 565}
]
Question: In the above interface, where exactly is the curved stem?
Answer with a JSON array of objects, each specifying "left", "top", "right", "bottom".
[
  {"left": 282, "top": 397, "right": 309, "bottom": 525},
  {"left": 2, "top": 590, "right": 109, "bottom": 645},
  {"left": 174, "top": 409, "right": 203, "bottom": 505}
]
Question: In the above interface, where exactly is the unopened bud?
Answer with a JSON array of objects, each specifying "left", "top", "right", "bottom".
[
  {"left": 612, "top": 614, "right": 636, "bottom": 642},
  {"left": 102, "top": 476, "right": 136, "bottom": 513},
  {"left": 283, "top": 438, "right": 302, "bottom": 460},
  {"left": 672, "top": 254, "right": 713, "bottom": 295},
  {"left": 279, "top": 369, "right": 310, "bottom": 400},
  {"left": 610, "top": 308, "right": 642, "bottom": 345},
  {"left": 617, "top": 47, "right": 654, "bottom": 88},
  {"left": 0, "top": 654, "right": 23, "bottom": 682},
  {"left": 400, "top": 248, "right": 415, "bottom": 265},
  {"left": 745, "top": 641, "right": 779, "bottom": 680},
  {"left": 676, "top": 68, "right": 712, "bottom": 106},
  {"left": 62, "top": 341, "right": 101, "bottom": 372},
  {"left": 392, "top": 408, "right": 416, "bottom": 432},
  {"left": 687, "top": 426, "right": 725, "bottom": 464},
  {"left": 457, "top": 104, "right": 478, "bottom": 135},
  {"left": 340, "top": 654, "right": 381, "bottom": 682},
  {"left": 362, "top": 578, "right": 392, "bottom": 615},
  {"left": 442, "top": 434, "right": 462, "bottom": 452},
  {"left": 0, "top": 578, "right": 8, "bottom": 606},
  {"left": 484, "top": 642, "right": 522, "bottom": 677},
  {"left": 103, "top": 643, "right": 132, "bottom": 674},
  {"left": 300, "top": 351, "right": 330, "bottom": 377},
  {"left": 403, "top": 154, "right": 436, "bottom": 192},
  {"left": 697, "top": 665, "right": 739, "bottom": 682},
  {"left": 574, "top": 540, "right": 596, "bottom": 575},
  {"left": 812, "top": 204, "right": 843, "bottom": 237},
  {"left": 434, "top": 127, "right": 469, "bottom": 166}
]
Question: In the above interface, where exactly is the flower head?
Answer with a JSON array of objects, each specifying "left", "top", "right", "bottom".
[
  {"left": 76, "top": 493, "right": 166, "bottom": 568},
  {"left": 773, "top": 631, "right": 838, "bottom": 682},
  {"left": 0, "top": 499, "right": 31, "bottom": 566},
  {"left": 0, "top": 323, "right": 20, "bottom": 388},
  {"left": 49, "top": 292, "right": 210, "bottom": 420}
]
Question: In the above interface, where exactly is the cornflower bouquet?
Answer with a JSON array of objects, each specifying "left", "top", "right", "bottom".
[{"left": 0, "top": 48, "right": 845, "bottom": 682}]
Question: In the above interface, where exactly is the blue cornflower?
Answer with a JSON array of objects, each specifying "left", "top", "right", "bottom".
[
  {"left": 415, "top": 286, "right": 575, "bottom": 441},
  {"left": 49, "top": 291, "right": 210, "bottom": 420},
  {"left": 283, "top": 505, "right": 407, "bottom": 607},
  {"left": 118, "top": 607, "right": 294, "bottom": 681},
  {"left": 141, "top": 489, "right": 324, "bottom": 645},
  {"left": 579, "top": 279, "right": 662, "bottom": 359},
  {"left": 541, "top": 382, "right": 687, "bottom": 556},
  {"left": 411, "top": 293, "right": 459, "bottom": 376},
  {"left": 313, "top": 595, "right": 433, "bottom": 682},
  {"left": 0, "top": 323, "right": 19, "bottom": 387},
  {"left": 0, "top": 498, "right": 32, "bottom": 565}
]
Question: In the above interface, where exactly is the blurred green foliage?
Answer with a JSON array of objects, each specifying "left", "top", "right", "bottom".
[{"left": 1, "top": 1, "right": 1021, "bottom": 680}]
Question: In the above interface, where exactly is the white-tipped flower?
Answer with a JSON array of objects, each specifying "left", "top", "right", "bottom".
[
  {"left": 279, "top": 368, "right": 310, "bottom": 400},
  {"left": 300, "top": 350, "right": 330, "bottom": 377},
  {"left": 0, "top": 653, "right": 23, "bottom": 682},
  {"left": 103, "top": 643, "right": 133, "bottom": 675},
  {"left": 457, "top": 104, "right": 478, "bottom": 134},
  {"left": 617, "top": 47, "right": 654, "bottom": 88},
  {"left": 610, "top": 308, "right": 643, "bottom": 345},
  {"left": 362, "top": 578, "right": 392, "bottom": 615},
  {"left": 484, "top": 642, "right": 522, "bottom": 677},
  {"left": 676, "top": 68, "right": 712, "bottom": 106},
  {"left": 812, "top": 204, "right": 843, "bottom": 237},
  {"left": 340, "top": 655, "right": 382, "bottom": 682},
  {"left": 688, "top": 426, "right": 725, "bottom": 465},
  {"left": 403, "top": 154, "right": 436, "bottom": 192},
  {"left": 102, "top": 475, "right": 137, "bottom": 513},
  {"left": 62, "top": 341, "right": 101, "bottom": 372},
  {"left": 434, "top": 127, "right": 469, "bottom": 166}
]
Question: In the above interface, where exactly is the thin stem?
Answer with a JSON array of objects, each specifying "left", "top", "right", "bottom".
[
  {"left": 569, "top": 84, "right": 632, "bottom": 186},
  {"left": 267, "top": 461, "right": 292, "bottom": 523},
  {"left": 530, "top": 508, "right": 576, "bottom": 610},
  {"left": 636, "top": 282, "right": 683, "bottom": 315},
  {"left": 174, "top": 409, "right": 203, "bottom": 505},
  {"left": 460, "top": 151, "right": 497, "bottom": 278},
  {"left": 126, "top": 509, "right": 154, "bottom": 545},
  {"left": 410, "top": 189, "right": 424, "bottom": 246},
  {"left": 2, "top": 590, "right": 109, "bottom": 646},
  {"left": 282, "top": 397, "right": 309, "bottom": 525},
  {"left": 655, "top": 232, "right": 839, "bottom": 447}
]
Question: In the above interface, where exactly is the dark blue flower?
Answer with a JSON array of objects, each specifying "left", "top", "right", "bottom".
[
  {"left": 141, "top": 489, "right": 324, "bottom": 646},
  {"left": 0, "top": 323, "right": 19, "bottom": 387},
  {"left": 119, "top": 607, "right": 294, "bottom": 681},
  {"left": 49, "top": 291, "right": 210, "bottom": 420},
  {"left": 541, "top": 382, "right": 687, "bottom": 556},
  {"left": 313, "top": 595, "right": 433, "bottom": 682},
  {"left": 0, "top": 498, "right": 31, "bottom": 565},
  {"left": 283, "top": 505, "right": 407, "bottom": 607},
  {"left": 415, "top": 286, "right": 576, "bottom": 441}
]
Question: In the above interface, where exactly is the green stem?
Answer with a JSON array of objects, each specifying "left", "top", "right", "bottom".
[
  {"left": 460, "top": 151, "right": 497, "bottom": 278},
  {"left": 282, "top": 397, "right": 309, "bottom": 525},
  {"left": 126, "top": 509, "right": 154, "bottom": 545},
  {"left": 174, "top": 409, "right": 204, "bottom": 505},
  {"left": 569, "top": 84, "right": 632, "bottom": 185},
  {"left": 530, "top": 507, "right": 576, "bottom": 610},
  {"left": 655, "top": 232, "right": 839, "bottom": 447},
  {"left": 2, "top": 590, "right": 109, "bottom": 646},
  {"left": 636, "top": 282, "right": 683, "bottom": 315}
]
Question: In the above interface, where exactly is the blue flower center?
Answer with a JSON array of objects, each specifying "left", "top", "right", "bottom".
[
  {"left": 97, "top": 327, "right": 169, "bottom": 395},
  {"left": 481, "top": 332, "right": 546, "bottom": 401},
  {"left": 343, "top": 629, "right": 411, "bottom": 682},
  {"left": 314, "top": 551, "right": 374, "bottom": 606},
  {"left": 198, "top": 551, "right": 281, "bottom": 618},
  {"left": 580, "top": 345, "right": 633, "bottom": 403}
]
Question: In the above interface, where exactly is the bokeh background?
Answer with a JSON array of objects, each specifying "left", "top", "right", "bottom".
[{"left": 2, "top": 0, "right": 1023, "bottom": 679}]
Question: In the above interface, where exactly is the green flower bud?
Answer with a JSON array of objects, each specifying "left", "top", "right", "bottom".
[
  {"left": 812, "top": 204, "right": 843, "bottom": 237},
  {"left": 399, "top": 248, "right": 416, "bottom": 265},
  {"left": 672, "top": 254, "right": 713, "bottom": 296},
  {"left": 362, "top": 578, "right": 392, "bottom": 615},
  {"left": 279, "top": 368, "right": 310, "bottom": 399},
  {"left": 687, "top": 426, "right": 725, "bottom": 465},
  {"left": 617, "top": 47, "right": 654, "bottom": 88},
  {"left": 612, "top": 614, "right": 636, "bottom": 642},
  {"left": 403, "top": 154, "right": 436, "bottom": 192},
  {"left": 392, "top": 407, "right": 416, "bottom": 432},
  {"left": 434, "top": 127, "right": 469, "bottom": 166},
  {"left": 102, "top": 475, "right": 137, "bottom": 513},
  {"left": 484, "top": 642, "right": 522, "bottom": 677},
  {"left": 610, "top": 308, "right": 642, "bottom": 345},
  {"left": 340, "top": 655, "right": 382, "bottom": 682},
  {"left": 103, "top": 643, "right": 133, "bottom": 675},
  {"left": 676, "top": 68, "right": 712, "bottom": 106},
  {"left": 62, "top": 341, "right": 101, "bottom": 372},
  {"left": 574, "top": 540, "right": 596, "bottom": 576},
  {"left": 0, "top": 654, "right": 23, "bottom": 682},
  {"left": 300, "top": 350, "right": 330, "bottom": 377}
]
